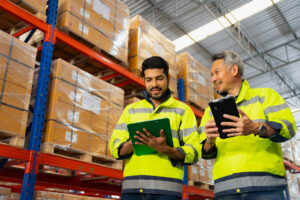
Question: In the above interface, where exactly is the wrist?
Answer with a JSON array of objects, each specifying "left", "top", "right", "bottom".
[
  {"left": 206, "top": 138, "right": 215, "bottom": 145},
  {"left": 125, "top": 140, "right": 133, "bottom": 151},
  {"left": 158, "top": 145, "right": 171, "bottom": 154},
  {"left": 253, "top": 122, "right": 261, "bottom": 135},
  {"left": 254, "top": 122, "right": 268, "bottom": 137}
]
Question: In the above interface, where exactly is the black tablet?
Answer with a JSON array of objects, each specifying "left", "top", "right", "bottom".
[{"left": 209, "top": 96, "right": 239, "bottom": 139}]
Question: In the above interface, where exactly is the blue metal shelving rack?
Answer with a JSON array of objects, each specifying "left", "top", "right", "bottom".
[{"left": 20, "top": 0, "right": 58, "bottom": 199}]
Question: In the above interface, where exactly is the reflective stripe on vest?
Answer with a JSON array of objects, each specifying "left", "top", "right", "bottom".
[
  {"left": 214, "top": 172, "right": 287, "bottom": 196},
  {"left": 237, "top": 95, "right": 265, "bottom": 107},
  {"left": 179, "top": 126, "right": 198, "bottom": 138},
  {"left": 122, "top": 175, "right": 183, "bottom": 196},
  {"left": 280, "top": 119, "right": 295, "bottom": 137}
]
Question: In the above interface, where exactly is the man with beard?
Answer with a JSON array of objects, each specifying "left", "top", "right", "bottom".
[
  {"left": 199, "top": 50, "right": 296, "bottom": 199},
  {"left": 109, "top": 56, "right": 200, "bottom": 200}
]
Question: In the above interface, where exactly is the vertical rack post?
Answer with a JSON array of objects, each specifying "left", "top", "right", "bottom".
[
  {"left": 178, "top": 78, "right": 189, "bottom": 200},
  {"left": 20, "top": 0, "right": 58, "bottom": 199}
]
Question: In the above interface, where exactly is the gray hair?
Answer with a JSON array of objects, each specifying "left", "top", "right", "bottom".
[{"left": 211, "top": 50, "right": 244, "bottom": 77}]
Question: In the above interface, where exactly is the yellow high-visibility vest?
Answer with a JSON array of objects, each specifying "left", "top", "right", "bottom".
[
  {"left": 199, "top": 80, "right": 296, "bottom": 197},
  {"left": 109, "top": 94, "right": 200, "bottom": 196}
]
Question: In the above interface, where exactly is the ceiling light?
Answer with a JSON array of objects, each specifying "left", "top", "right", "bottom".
[{"left": 173, "top": 0, "right": 282, "bottom": 51}]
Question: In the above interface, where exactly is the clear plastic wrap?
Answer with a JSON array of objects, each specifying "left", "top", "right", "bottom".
[
  {"left": 189, "top": 159, "right": 215, "bottom": 185},
  {"left": 290, "top": 129, "right": 300, "bottom": 166},
  {"left": 128, "top": 15, "right": 178, "bottom": 97},
  {"left": 57, "top": 0, "right": 129, "bottom": 64},
  {"left": 0, "top": 30, "right": 36, "bottom": 139},
  {"left": 282, "top": 128, "right": 300, "bottom": 166},
  {"left": 42, "top": 59, "right": 124, "bottom": 159},
  {"left": 177, "top": 52, "right": 214, "bottom": 110},
  {"left": 286, "top": 171, "right": 300, "bottom": 199},
  {"left": 281, "top": 140, "right": 294, "bottom": 162}
]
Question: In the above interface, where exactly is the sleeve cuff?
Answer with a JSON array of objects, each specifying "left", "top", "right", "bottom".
[
  {"left": 117, "top": 141, "right": 133, "bottom": 160},
  {"left": 170, "top": 147, "right": 186, "bottom": 167},
  {"left": 266, "top": 121, "right": 287, "bottom": 142},
  {"left": 201, "top": 139, "right": 217, "bottom": 159}
]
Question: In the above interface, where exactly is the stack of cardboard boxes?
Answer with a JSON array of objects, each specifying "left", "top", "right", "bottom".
[
  {"left": 286, "top": 170, "right": 300, "bottom": 199},
  {"left": 0, "top": 0, "right": 47, "bottom": 33},
  {"left": 9, "top": 190, "right": 116, "bottom": 200},
  {"left": 282, "top": 132, "right": 300, "bottom": 166},
  {"left": 177, "top": 52, "right": 214, "bottom": 110},
  {"left": 189, "top": 159, "right": 214, "bottom": 186},
  {"left": 0, "top": 187, "right": 11, "bottom": 199},
  {"left": 34, "top": 191, "right": 115, "bottom": 200},
  {"left": 0, "top": 30, "right": 36, "bottom": 146},
  {"left": 9, "top": 0, "right": 47, "bottom": 19},
  {"left": 42, "top": 59, "right": 124, "bottom": 159},
  {"left": 128, "top": 15, "right": 178, "bottom": 97},
  {"left": 57, "top": 0, "right": 130, "bottom": 64},
  {"left": 282, "top": 132, "right": 300, "bottom": 198}
]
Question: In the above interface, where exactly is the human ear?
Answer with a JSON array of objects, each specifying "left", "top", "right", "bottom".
[{"left": 231, "top": 64, "right": 239, "bottom": 76}]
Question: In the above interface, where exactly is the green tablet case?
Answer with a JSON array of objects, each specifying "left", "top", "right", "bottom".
[{"left": 127, "top": 118, "right": 174, "bottom": 156}]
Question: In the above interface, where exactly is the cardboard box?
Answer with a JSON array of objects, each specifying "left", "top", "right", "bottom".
[
  {"left": 129, "top": 16, "right": 176, "bottom": 66},
  {"left": 0, "top": 105, "right": 28, "bottom": 138},
  {"left": 57, "top": 0, "right": 129, "bottom": 63},
  {"left": 44, "top": 59, "right": 124, "bottom": 158},
  {"left": 107, "top": 103, "right": 124, "bottom": 136},
  {"left": 51, "top": 58, "right": 124, "bottom": 105},
  {"left": 34, "top": 191, "right": 64, "bottom": 200},
  {"left": 0, "top": 79, "right": 31, "bottom": 110},
  {"left": 128, "top": 15, "right": 178, "bottom": 97},
  {"left": 0, "top": 186, "right": 11, "bottom": 199},
  {"left": 4, "top": 0, "right": 47, "bottom": 22},
  {"left": 89, "top": 132, "right": 107, "bottom": 155},
  {"left": 188, "top": 165, "right": 200, "bottom": 183},
  {"left": 34, "top": 190, "right": 112, "bottom": 199},
  {"left": 0, "top": 30, "right": 36, "bottom": 139},
  {"left": 282, "top": 141, "right": 293, "bottom": 162},
  {"left": 43, "top": 120, "right": 91, "bottom": 153},
  {"left": 189, "top": 159, "right": 215, "bottom": 185},
  {"left": 177, "top": 52, "right": 214, "bottom": 109}
]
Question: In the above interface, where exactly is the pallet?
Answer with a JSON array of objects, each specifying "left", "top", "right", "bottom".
[
  {"left": 188, "top": 180, "right": 214, "bottom": 190},
  {"left": 0, "top": 132, "right": 25, "bottom": 148},
  {"left": 41, "top": 143, "right": 123, "bottom": 171}
]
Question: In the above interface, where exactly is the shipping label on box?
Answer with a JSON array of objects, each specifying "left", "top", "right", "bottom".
[
  {"left": 82, "top": 92, "right": 101, "bottom": 114},
  {"left": 65, "top": 131, "right": 78, "bottom": 143}
]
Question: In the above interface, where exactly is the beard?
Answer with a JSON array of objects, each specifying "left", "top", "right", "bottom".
[{"left": 147, "top": 87, "right": 168, "bottom": 100}]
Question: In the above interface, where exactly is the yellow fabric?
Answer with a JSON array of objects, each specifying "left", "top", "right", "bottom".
[
  {"left": 109, "top": 95, "right": 200, "bottom": 179},
  {"left": 199, "top": 80, "right": 296, "bottom": 180}
]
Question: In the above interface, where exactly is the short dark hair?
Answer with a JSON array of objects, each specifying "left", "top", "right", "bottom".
[
  {"left": 211, "top": 50, "right": 244, "bottom": 77},
  {"left": 141, "top": 56, "right": 169, "bottom": 77}
]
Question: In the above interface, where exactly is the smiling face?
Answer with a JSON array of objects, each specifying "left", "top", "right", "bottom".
[
  {"left": 211, "top": 59, "right": 235, "bottom": 95},
  {"left": 144, "top": 68, "right": 168, "bottom": 101}
]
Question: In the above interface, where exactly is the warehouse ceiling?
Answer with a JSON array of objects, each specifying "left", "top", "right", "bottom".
[{"left": 121, "top": 0, "right": 300, "bottom": 130}]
